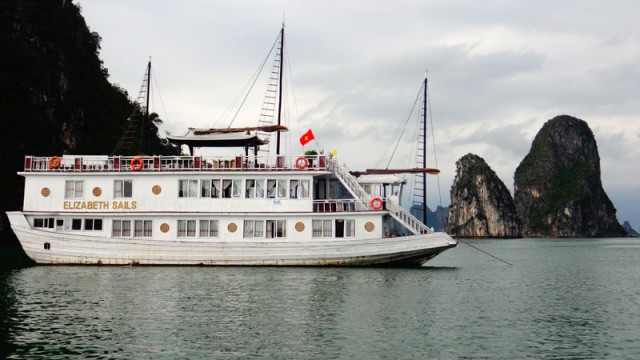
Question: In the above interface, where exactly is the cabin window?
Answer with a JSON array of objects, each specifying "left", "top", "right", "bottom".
[
  {"left": 266, "top": 220, "right": 286, "bottom": 238},
  {"left": 246, "top": 179, "right": 265, "bottom": 198},
  {"left": 84, "top": 219, "right": 103, "bottom": 231},
  {"left": 243, "top": 220, "right": 264, "bottom": 238},
  {"left": 72, "top": 219, "right": 82, "bottom": 230},
  {"left": 232, "top": 179, "right": 243, "bottom": 198},
  {"left": 312, "top": 219, "right": 333, "bottom": 238},
  {"left": 291, "top": 180, "right": 310, "bottom": 199},
  {"left": 201, "top": 179, "right": 212, "bottom": 198},
  {"left": 267, "top": 179, "right": 277, "bottom": 198},
  {"left": 222, "top": 180, "right": 233, "bottom": 198},
  {"left": 34, "top": 217, "right": 55, "bottom": 229},
  {"left": 112, "top": 220, "right": 131, "bottom": 237},
  {"left": 178, "top": 220, "right": 197, "bottom": 237},
  {"left": 178, "top": 180, "right": 198, "bottom": 198},
  {"left": 114, "top": 180, "right": 133, "bottom": 198},
  {"left": 267, "top": 179, "right": 288, "bottom": 199},
  {"left": 199, "top": 220, "right": 219, "bottom": 237},
  {"left": 65, "top": 180, "right": 84, "bottom": 199},
  {"left": 334, "top": 219, "right": 355, "bottom": 238},
  {"left": 134, "top": 220, "right": 152, "bottom": 237}
]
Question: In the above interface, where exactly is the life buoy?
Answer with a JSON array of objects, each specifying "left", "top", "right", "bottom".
[
  {"left": 131, "top": 157, "right": 143, "bottom": 171},
  {"left": 49, "top": 156, "right": 61, "bottom": 169},
  {"left": 370, "top": 197, "right": 383, "bottom": 210},
  {"left": 295, "top": 156, "right": 308, "bottom": 169}
]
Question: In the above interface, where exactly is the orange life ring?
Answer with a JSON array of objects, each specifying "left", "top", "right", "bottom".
[
  {"left": 295, "top": 156, "right": 308, "bottom": 169},
  {"left": 370, "top": 197, "right": 383, "bottom": 210},
  {"left": 131, "top": 157, "right": 143, "bottom": 171},
  {"left": 49, "top": 156, "right": 61, "bottom": 169}
]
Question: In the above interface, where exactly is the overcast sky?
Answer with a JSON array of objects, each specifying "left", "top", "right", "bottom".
[{"left": 77, "top": 0, "right": 640, "bottom": 228}]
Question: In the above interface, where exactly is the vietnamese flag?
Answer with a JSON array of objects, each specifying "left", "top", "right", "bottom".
[{"left": 299, "top": 129, "right": 315, "bottom": 146}]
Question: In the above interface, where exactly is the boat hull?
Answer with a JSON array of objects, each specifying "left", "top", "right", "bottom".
[{"left": 8, "top": 212, "right": 456, "bottom": 267}]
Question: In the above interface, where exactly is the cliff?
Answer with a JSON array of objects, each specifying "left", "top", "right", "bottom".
[
  {"left": 622, "top": 221, "right": 639, "bottom": 237},
  {"left": 446, "top": 154, "right": 521, "bottom": 238},
  {"left": 513, "top": 115, "right": 625, "bottom": 237},
  {"left": 0, "top": 0, "right": 174, "bottom": 242}
]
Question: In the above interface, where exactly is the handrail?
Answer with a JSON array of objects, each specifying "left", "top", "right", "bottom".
[
  {"left": 22, "top": 155, "right": 329, "bottom": 173},
  {"left": 327, "top": 158, "right": 370, "bottom": 208},
  {"left": 386, "top": 201, "right": 433, "bottom": 235}
]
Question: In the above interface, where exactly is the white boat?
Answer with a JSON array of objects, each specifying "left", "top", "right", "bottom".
[{"left": 6, "top": 27, "right": 456, "bottom": 266}]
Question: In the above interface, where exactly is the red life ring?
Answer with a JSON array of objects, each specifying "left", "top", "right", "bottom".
[
  {"left": 295, "top": 156, "right": 308, "bottom": 169},
  {"left": 370, "top": 197, "right": 383, "bottom": 210},
  {"left": 49, "top": 156, "right": 61, "bottom": 169},
  {"left": 131, "top": 157, "right": 143, "bottom": 171}
]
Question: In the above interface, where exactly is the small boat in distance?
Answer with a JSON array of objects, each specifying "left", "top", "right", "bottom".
[{"left": 6, "top": 26, "right": 456, "bottom": 266}]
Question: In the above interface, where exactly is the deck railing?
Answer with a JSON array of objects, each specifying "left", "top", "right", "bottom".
[{"left": 23, "top": 155, "right": 328, "bottom": 173}]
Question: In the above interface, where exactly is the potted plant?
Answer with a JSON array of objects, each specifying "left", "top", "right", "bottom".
[{"left": 304, "top": 149, "right": 318, "bottom": 167}]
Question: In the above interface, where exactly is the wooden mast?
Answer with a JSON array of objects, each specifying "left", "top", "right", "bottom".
[
  {"left": 422, "top": 73, "right": 428, "bottom": 225},
  {"left": 275, "top": 24, "right": 284, "bottom": 155},
  {"left": 140, "top": 59, "right": 151, "bottom": 154}
]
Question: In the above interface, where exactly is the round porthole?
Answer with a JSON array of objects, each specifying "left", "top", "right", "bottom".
[
  {"left": 295, "top": 222, "right": 305, "bottom": 232},
  {"left": 93, "top": 187, "right": 102, "bottom": 197},
  {"left": 364, "top": 222, "right": 375, "bottom": 232},
  {"left": 228, "top": 223, "right": 237, "bottom": 233},
  {"left": 160, "top": 223, "right": 170, "bottom": 233},
  {"left": 41, "top": 187, "right": 50, "bottom": 197},
  {"left": 152, "top": 185, "right": 162, "bottom": 195}
]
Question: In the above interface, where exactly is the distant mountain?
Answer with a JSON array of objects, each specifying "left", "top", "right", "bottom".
[
  {"left": 513, "top": 115, "right": 625, "bottom": 237},
  {"left": 622, "top": 221, "right": 639, "bottom": 237},
  {"left": 446, "top": 154, "right": 521, "bottom": 238}
]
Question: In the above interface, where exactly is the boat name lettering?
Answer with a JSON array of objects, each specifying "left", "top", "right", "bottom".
[{"left": 62, "top": 201, "right": 137, "bottom": 210}]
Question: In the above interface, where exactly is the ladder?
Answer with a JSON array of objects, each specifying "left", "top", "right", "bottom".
[{"left": 257, "top": 30, "right": 283, "bottom": 156}]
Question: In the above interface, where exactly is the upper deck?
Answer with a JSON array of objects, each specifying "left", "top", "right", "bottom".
[{"left": 23, "top": 154, "right": 329, "bottom": 173}]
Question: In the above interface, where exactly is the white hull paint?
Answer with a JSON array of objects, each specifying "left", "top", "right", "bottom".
[{"left": 8, "top": 212, "right": 455, "bottom": 267}]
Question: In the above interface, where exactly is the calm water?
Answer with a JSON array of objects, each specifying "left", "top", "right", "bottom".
[{"left": 1, "top": 238, "right": 640, "bottom": 359}]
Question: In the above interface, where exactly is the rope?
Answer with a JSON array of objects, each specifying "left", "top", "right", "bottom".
[{"left": 458, "top": 239, "right": 514, "bottom": 266}]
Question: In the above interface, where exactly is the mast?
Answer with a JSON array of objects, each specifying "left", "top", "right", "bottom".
[
  {"left": 141, "top": 59, "right": 151, "bottom": 154},
  {"left": 422, "top": 73, "right": 428, "bottom": 225},
  {"left": 275, "top": 24, "right": 284, "bottom": 155}
]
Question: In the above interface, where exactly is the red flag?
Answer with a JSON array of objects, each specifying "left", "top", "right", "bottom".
[{"left": 299, "top": 129, "right": 315, "bottom": 146}]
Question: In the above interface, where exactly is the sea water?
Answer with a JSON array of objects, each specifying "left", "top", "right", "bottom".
[{"left": 1, "top": 238, "right": 639, "bottom": 359}]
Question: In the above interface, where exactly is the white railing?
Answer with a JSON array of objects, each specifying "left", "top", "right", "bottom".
[
  {"left": 23, "top": 155, "right": 329, "bottom": 173},
  {"left": 386, "top": 201, "right": 433, "bottom": 235},
  {"left": 312, "top": 199, "right": 368, "bottom": 212},
  {"left": 327, "top": 158, "right": 370, "bottom": 207}
]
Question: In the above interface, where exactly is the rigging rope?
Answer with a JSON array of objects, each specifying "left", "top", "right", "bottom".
[{"left": 226, "top": 33, "right": 280, "bottom": 128}]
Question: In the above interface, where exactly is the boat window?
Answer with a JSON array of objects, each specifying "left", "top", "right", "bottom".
[
  {"left": 222, "top": 180, "right": 232, "bottom": 198},
  {"left": 277, "top": 180, "right": 287, "bottom": 198},
  {"left": 232, "top": 179, "right": 243, "bottom": 198},
  {"left": 315, "top": 179, "right": 327, "bottom": 200},
  {"left": 210, "top": 179, "right": 221, "bottom": 198},
  {"left": 134, "top": 220, "right": 153, "bottom": 237},
  {"left": 72, "top": 219, "right": 82, "bottom": 230},
  {"left": 65, "top": 180, "right": 84, "bottom": 199},
  {"left": 267, "top": 180, "right": 277, "bottom": 198},
  {"left": 199, "top": 220, "right": 219, "bottom": 237},
  {"left": 201, "top": 179, "right": 212, "bottom": 198},
  {"left": 114, "top": 180, "right": 133, "bottom": 198},
  {"left": 312, "top": 219, "right": 333, "bottom": 238},
  {"left": 33, "top": 217, "right": 55, "bottom": 229},
  {"left": 246, "top": 180, "right": 256, "bottom": 198},
  {"left": 178, "top": 220, "right": 196, "bottom": 237},
  {"left": 178, "top": 180, "right": 198, "bottom": 198},
  {"left": 243, "top": 220, "right": 265, "bottom": 238},
  {"left": 255, "top": 179, "right": 265, "bottom": 198},
  {"left": 290, "top": 180, "right": 299, "bottom": 199},
  {"left": 334, "top": 219, "right": 355, "bottom": 238},
  {"left": 300, "top": 180, "right": 310, "bottom": 198},
  {"left": 112, "top": 220, "right": 131, "bottom": 237},
  {"left": 84, "top": 219, "right": 103, "bottom": 231},
  {"left": 266, "top": 220, "right": 286, "bottom": 238}
]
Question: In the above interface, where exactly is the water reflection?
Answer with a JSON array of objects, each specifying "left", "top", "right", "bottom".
[{"left": 0, "top": 239, "right": 639, "bottom": 359}]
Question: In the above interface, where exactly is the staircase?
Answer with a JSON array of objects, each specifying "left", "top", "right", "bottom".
[{"left": 328, "top": 158, "right": 433, "bottom": 235}]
